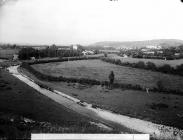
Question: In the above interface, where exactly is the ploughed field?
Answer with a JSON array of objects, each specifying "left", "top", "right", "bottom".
[
  {"left": 109, "top": 54, "right": 183, "bottom": 68},
  {"left": 32, "top": 59, "right": 183, "bottom": 92}
]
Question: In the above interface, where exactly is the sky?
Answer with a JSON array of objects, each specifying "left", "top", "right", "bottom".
[{"left": 0, "top": 0, "right": 183, "bottom": 45}]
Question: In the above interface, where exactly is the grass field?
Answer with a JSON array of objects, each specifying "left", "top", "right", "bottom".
[
  {"left": 0, "top": 68, "right": 112, "bottom": 139},
  {"left": 109, "top": 55, "right": 183, "bottom": 68},
  {"left": 32, "top": 59, "right": 183, "bottom": 92},
  {"left": 0, "top": 49, "right": 18, "bottom": 59},
  {"left": 20, "top": 67, "right": 183, "bottom": 130}
]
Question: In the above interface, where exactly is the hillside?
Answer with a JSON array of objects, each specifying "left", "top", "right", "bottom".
[{"left": 90, "top": 39, "right": 183, "bottom": 49}]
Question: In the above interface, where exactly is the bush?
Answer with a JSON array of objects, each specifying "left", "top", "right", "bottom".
[
  {"left": 134, "top": 61, "right": 146, "bottom": 69},
  {"left": 175, "top": 64, "right": 183, "bottom": 76},
  {"left": 146, "top": 62, "right": 157, "bottom": 71},
  {"left": 158, "top": 64, "right": 174, "bottom": 74},
  {"left": 115, "top": 59, "right": 121, "bottom": 65}
]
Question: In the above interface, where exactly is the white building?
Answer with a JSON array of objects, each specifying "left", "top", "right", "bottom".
[
  {"left": 146, "top": 45, "right": 162, "bottom": 50},
  {"left": 73, "top": 45, "right": 78, "bottom": 50},
  {"left": 13, "top": 54, "right": 18, "bottom": 61},
  {"left": 82, "top": 50, "right": 94, "bottom": 55}
]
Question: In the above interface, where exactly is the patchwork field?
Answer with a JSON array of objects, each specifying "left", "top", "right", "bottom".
[
  {"left": 20, "top": 67, "right": 183, "bottom": 130},
  {"left": 32, "top": 59, "right": 183, "bottom": 92},
  {"left": 109, "top": 55, "right": 183, "bottom": 68},
  {"left": 0, "top": 49, "right": 18, "bottom": 59}
]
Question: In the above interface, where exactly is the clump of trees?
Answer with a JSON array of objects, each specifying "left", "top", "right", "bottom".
[
  {"left": 101, "top": 57, "right": 183, "bottom": 76},
  {"left": 18, "top": 47, "right": 82, "bottom": 60}
]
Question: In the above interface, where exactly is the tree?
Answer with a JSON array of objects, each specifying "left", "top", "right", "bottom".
[
  {"left": 109, "top": 71, "right": 115, "bottom": 89},
  {"left": 18, "top": 47, "right": 37, "bottom": 60},
  {"left": 146, "top": 62, "right": 157, "bottom": 71},
  {"left": 158, "top": 64, "right": 174, "bottom": 74},
  {"left": 135, "top": 61, "right": 146, "bottom": 68}
]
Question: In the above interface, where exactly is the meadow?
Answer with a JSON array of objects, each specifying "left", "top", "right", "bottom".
[
  {"left": 32, "top": 59, "right": 183, "bottom": 92},
  {"left": 0, "top": 49, "right": 18, "bottom": 59},
  {"left": 21, "top": 67, "right": 183, "bottom": 130},
  {"left": 109, "top": 54, "right": 183, "bottom": 68}
]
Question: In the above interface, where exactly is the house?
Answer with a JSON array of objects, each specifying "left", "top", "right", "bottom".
[
  {"left": 157, "top": 51, "right": 163, "bottom": 54},
  {"left": 82, "top": 50, "right": 94, "bottom": 55},
  {"left": 72, "top": 45, "right": 78, "bottom": 50},
  {"left": 122, "top": 54, "right": 128, "bottom": 58},
  {"left": 146, "top": 45, "right": 162, "bottom": 50},
  {"left": 57, "top": 46, "right": 72, "bottom": 51},
  {"left": 174, "top": 53, "right": 180, "bottom": 56},
  {"left": 143, "top": 51, "right": 155, "bottom": 55},
  {"left": 99, "top": 50, "right": 120, "bottom": 54},
  {"left": 12, "top": 54, "right": 18, "bottom": 61},
  {"left": 33, "top": 46, "right": 47, "bottom": 50},
  {"left": 30, "top": 57, "right": 36, "bottom": 61}
]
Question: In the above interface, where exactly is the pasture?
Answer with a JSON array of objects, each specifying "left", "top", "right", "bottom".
[
  {"left": 0, "top": 49, "right": 19, "bottom": 59},
  {"left": 32, "top": 59, "right": 183, "bottom": 92},
  {"left": 109, "top": 54, "right": 183, "bottom": 68},
  {"left": 20, "top": 68, "right": 183, "bottom": 130}
]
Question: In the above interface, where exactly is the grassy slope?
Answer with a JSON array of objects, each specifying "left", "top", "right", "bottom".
[
  {"left": 32, "top": 59, "right": 183, "bottom": 92},
  {"left": 0, "top": 69, "right": 112, "bottom": 139},
  {"left": 21, "top": 66, "right": 183, "bottom": 130}
]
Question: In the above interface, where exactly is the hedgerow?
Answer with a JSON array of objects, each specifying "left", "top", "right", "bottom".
[
  {"left": 101, "top": 57, "right": 183, "bottom": 76},
  {"left": 20, "top": 57, "right": 183, "bottom": 96}
]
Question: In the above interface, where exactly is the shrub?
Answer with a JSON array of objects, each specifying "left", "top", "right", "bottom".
[
  {"left": 146, "top": 62, "right": 157, "bottom": 71},
  {"left": 156, "top": 80, "right": 164, "bottom": 91},
  {"left": 115, "top": 59, "right": 121, "bottom": 65},
  {"left": 175, "top": 64, "right": 183, "bottom": 76},
  {"left": 158, "top": 64, "right": 174, "bottom": 74},
  {"left": 134, "top": 61, "right": 146, "bottom": 69}
]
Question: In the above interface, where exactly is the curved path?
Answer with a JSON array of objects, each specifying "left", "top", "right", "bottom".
[{"left": 8, "top": 65, "right": 183, "bottom": 140}]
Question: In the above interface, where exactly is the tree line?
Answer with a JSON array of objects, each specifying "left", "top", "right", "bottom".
[
  {"left": 20, "top": 58, "right": 183, "bottom": 96},
  {"left": 101, "top": 57, "right": 183, "bottom": 76},
  {"left": 18, "top": 47, "right": 83, "bottom": 60}
]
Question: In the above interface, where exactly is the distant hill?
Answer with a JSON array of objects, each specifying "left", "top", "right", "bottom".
[{"left": 90, "top": 39, "right": 183, "bottom": 49}]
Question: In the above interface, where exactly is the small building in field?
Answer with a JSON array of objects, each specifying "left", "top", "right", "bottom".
[
  {"left": 57, "top": 46, "right": 72, "bottom": 51},
  {"left": 12, "top": 54, "right": 18, "bottom": 61},
  {"left": 30, "top": 57, "right": 36, "bottom": 61},
  {"left": 73, "top": 45, "right": 78, "bottom": 50},
  {"left": 99, "top": 50, "right": 120, "bottom": 54},
  {"left": 82, "top": 50, "right": 94, "bottom": 55},
  {"left": 143, "top": 51, "right": 155, "bottom": 55}
]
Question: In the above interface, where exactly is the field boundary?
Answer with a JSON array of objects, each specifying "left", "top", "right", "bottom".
[
  {"left": 101, "top": 57, "right": 183, "bottom": 77},
  {"left": 20, "top": 58, "right": 183, "bottom": 96}
]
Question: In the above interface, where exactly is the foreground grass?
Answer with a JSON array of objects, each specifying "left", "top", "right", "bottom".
[
  {"left": 32, "top": 59, "right": 183, "bottom": 92},
  {"left": 0, "top": 69, "right": 114, "bottom": 139}
]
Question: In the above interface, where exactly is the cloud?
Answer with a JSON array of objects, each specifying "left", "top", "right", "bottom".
[{"left": 0, "top": 0, "right": 18, "bottom": 6}]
